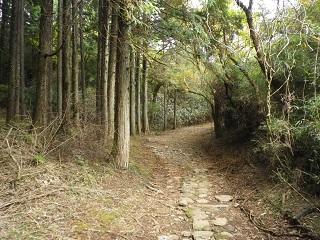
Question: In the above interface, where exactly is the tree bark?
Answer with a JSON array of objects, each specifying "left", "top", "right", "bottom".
[
  {"left": 142, "top": 50, "right": 149, "bottom": 133},
  {"left": 235, "top": 0, "right": 272, "bottom": 82},
  {"left": 107, "top": 1, "right": 118, "bottom": 136},
  {"left": 79, "top": 0, "right": 86, "bottom": 119},
  {"left": 101, "top": 0, "right": 111, "bottom": 135},
  {"left": 163, "top": 85, "right": 167, "bottom": 131},
  {"left": 72, "top": 0, "right": 80, "bottom": 126},
  {"left": 57, "top": 0, "right": 63, "bottom": 118},
  {"left": 19, "top": 0, "right": 25, "bottom": 116},
  {"left": 7, "top": 0, "right": 24, "bottom": 123},
  {"left": 96, "top": 0, "right": 102, "bottom": 123},
  {"left": 0, "top": 0, "right": 10, "bottom": 85},
  {"left": 62, "top": 0, "right": 72, "bottom": 125},
  {"left": 173, "top": 89, "right": 177, "bottom": 129},
  {"left": 130, "top": 48, "right": 136, "bottom": 136},
  {"left": 135, "top": 49, "right": 141, "bottom": 135},
  {"left": 113, "top": 0, "right": 130, "bottom": 169},
  {"left": 33, "top": 0, "right": 53, "bottom": 126}
]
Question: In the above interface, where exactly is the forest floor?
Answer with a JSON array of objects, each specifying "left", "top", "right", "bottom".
[{"left": 0, "top": 123, "right": 319, "bottom": 239}]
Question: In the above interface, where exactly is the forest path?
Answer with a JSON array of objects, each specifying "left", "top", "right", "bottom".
[
  {"left": 0, "top": 124, "right": 269, "bottom": 240},
  {"left": 142, "top": 124, "right": 264, "bottom": 240}
]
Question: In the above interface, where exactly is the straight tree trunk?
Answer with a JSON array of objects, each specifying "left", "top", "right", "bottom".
[
  {"left": 7, "top": 0, "right": 17, "bottom": 123},
  {"left": 7, "top": 0, "right": 24, "bottom": 123},
  {"left": 173, "top": 89, "right": 177, "bottom": 129},
  {"left": 33, "top": 0, "right": 53, "bottom": 126},
  {"left": 101, "top": 0, "right": 110, "bottom": 136},
  {"left": 96, "top": 0, "right": 102, "bottom": 123},
  {"left": 79, "top": 0, "right": 86, "bottom": 118},
  {"left": 135, "top": 50, "right": 141, "bottom": 135},
  {"left": 163, "top": 85, "right": 167, "bottom": 131},
  {"left": 19, "top": 0, "right": 25, "bottom": 116},
  {"left": 0, "top": 0, "right": 9, "bottom": 84},
  {"left": 72, "top": 0, "right": 80, "bottom": 126},
  {"left": 142, "top": 50, "right": 149, "bottom": 133},
  {"left": 107, "top": 1, "right": 118, "bottom": 136},
  {"left": 62, "top": 0, "right": 72, "bottom": 125},
  {"left": 130, "top": 48, "right": 136, "bottom": 136},
  {"left": 57, "top": 0, "right": 63, "bottom": 117},
  {"left": 113, "top": 0, "right": 130, "bottom": 169}
]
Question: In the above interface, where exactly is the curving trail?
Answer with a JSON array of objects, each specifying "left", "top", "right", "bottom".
[{"left": 142, "top": 124, "right": 265, "bottom": 240}]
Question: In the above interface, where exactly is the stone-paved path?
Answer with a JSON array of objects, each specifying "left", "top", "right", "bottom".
[
  {"left": 158, "top": 167, "right": 236, "bottom": 240},
  {"left": 147, "top": 124, "right": 265, "bottom": 240},
  {"left": 178, "top": 168, "right": 235, "bottom": 240}
]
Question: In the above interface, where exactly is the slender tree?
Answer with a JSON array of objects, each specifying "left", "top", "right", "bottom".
[
  {"left": 141, "top": 50, "right": 149, "bottom": 133},
  {"left": 96, "top": 0, "right": 102, "bottom": 123},
  {"left": 7, "top": 0, "right": 25, "bottom": 123},
  {"left": 173, "top": 89, "right": 177, "bottom": 129},
  {"left": 79, "top": 0, "right": 86, "bottom": 116},
  {"left": 33, "top": 0, "right": 53, "bottom": 126},
  {"left": 163, "top": 85, "right": 167, "bottom": 131},
  {"left": 107, "top": 1, "right": 118, "bottom": 136},
  {"left": 62, "top": 0, "right": 72, "bottom": 125},
  {"left": 0, "top": 0, "right": 10, "bottom": 85},
  {"left": 19, "top": 0, "right": 25, "bottom": 116},
  {"left": 113, "top": 0, "right": 130, "bottom": 169},
  {"left": 101, "top": 0, "right": 111, "bottom": 135},
  {"left": 135, "top": 49, "right": 141, "bottom": 135},
  {"left": 130, "top": 48, "right": 136, "bottom": 135},
  {"left": 72, "top": 0, "right": 80, "bottom": 126},
  {"left": 57, "top": 0, "right": 63, "bottom": 117}
]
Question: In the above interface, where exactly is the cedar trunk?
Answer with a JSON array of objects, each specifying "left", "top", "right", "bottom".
[
  {"left": 135, "top": 50, "right": 141, "bottom": 135},
  {"left": 142, "top": 51, "right": 149, "bottom": 133},
  {"left": 72, "top": 0, "right": 80, "bottom": 126},
  {"left": 33, "top": 0, "right": 53, "bottom": 126},
  {"left": 107, "top": 2, "right": 118, "bottom": 136},
  {"left": 62, "top": 0, "right": 72, "bottom": 125},
  {"left": 57, "top": 0, "right": 63, "bottom": 117},
  {"left": 130, "top": 49, "right": 136, "bottom": 135},
  {"left": 113, "top": 0, "right": 130, "bottom": 169},
  {"left": 7, "top": 0, "right": 24, "bottom": 123}
]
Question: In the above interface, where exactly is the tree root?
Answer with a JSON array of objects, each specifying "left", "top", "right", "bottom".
[
  {"left": 0, "top": 188, "right": 65, "bottom": 210},
  {"left": 240, "top": 204, "right": 320, "bottom": 239}
]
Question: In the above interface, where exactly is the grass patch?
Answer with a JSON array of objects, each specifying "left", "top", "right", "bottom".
[{"left": 129, "top": 161, "right": 151, "bottom": 178}]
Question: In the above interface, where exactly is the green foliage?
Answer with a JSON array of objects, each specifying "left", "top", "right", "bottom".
[
  {"left": 150, "top": 92, "right": 210, "bottom": 130},
  {"left": 255, "top": 97, "right": 320, "bottom": 192},
  {"left": 33, "top": 154, "right": 46, "bottom": 165}
]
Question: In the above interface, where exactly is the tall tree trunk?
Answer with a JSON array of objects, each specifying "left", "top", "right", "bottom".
[
  {"left": 142, "top": 50, "right": 149, "bottom": 133},
  {"left": 113, "top": 0, "right": 130, "bottom": 169},
  {"left": 72, "top": 0, "right": 80, "bottom": 126},
  {"left": 235, "top": 0, "right": 272, "bottom": 82},
  {"left": 101, "top": 0, "right": 110, "bottom": 136},
  {"left": 107, "top": 1, "right": 118, "bottom": 136},
  {"left": 79, "top": 0, "right": 86, "bottom": 119},
  {"left": 62, "top": 0, "right": 72, "bottom": 125},
  {"left": 163, "top": 85, "right": 167, "bottom": 131},
  {"left": 130, "top": 48, "right": 136, "bottom": 136},
  {"left": 57, "top": 0, "right": 63, "bottom": 117},
  {"left": 7, "top": 0, "right": 24, "bottom": 123},
  {"left": 33, "top": 0, "right": 53, "bottom": 126},
  {"left": 96, "top": 0, "right": 102, "bottom": 123},
  {"left": 0, "top": 0, "right": 9, "bottom": 85},
  {"left": 135, "top": 49, "right": 141, "bottom": 135},
  {"left": 213, "top": 93, "right": 223, "bottom": 138},
  {"left": 173, "top": 89, "right": 177, "bottom": 129},
  {"left": 19, "top": 0, "right": 25, "bottom": 116}
]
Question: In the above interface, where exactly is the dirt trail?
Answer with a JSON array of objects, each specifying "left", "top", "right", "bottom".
[
  {"left": 0, "top": 123, "right": 268, "bottom": 240},
  {"left": 140, "top": 124, "right": 265, "bottom": 240}
]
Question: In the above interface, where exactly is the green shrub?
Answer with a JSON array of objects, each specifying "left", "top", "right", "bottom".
[{"left": 254, "top": 97, "right": 320, "bottom": 194}]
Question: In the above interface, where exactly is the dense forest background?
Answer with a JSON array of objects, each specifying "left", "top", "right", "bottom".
[{"left": 1, "top": 0, "right": 320, "bottom": 194}]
